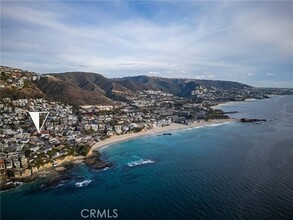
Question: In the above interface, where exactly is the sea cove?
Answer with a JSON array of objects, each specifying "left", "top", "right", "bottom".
[{"left": 1, "top": 96, "right": 293, "bottom": 220}]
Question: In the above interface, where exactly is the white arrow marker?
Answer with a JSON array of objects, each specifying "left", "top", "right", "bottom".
[{"left": 28, "top": 112, "right": 49, "bottom": 132}]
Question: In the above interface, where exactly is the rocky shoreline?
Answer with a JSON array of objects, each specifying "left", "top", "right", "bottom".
[
  {"left": 84, "top": 151, "right": 112, "bottom": 170},
  {"left": 0, "top": 150, "right": 112, "bottom": 191}
]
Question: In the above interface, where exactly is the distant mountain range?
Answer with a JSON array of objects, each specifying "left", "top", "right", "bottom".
[
  {"left": 0, "top": 66, "right": 252, "bottom": 105},
  {"left": 114, "top": 75, "right": 251, "bottom": 96}
]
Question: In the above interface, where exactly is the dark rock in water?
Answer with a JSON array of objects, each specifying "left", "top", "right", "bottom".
[
  {"left": 21, "top": 176, "right": 38, "bottom": 183},
  {"left": 85, "top": 151, "right": 112, "bottom": 170},
  {"left": 62, "top": 161, "right": 75, "bottom": 169},
  {"left": 163, "top": 133, "right": 172, "bottom": 136},
  {"left": 240, "top": 118, "right": 267, "bottom": 123},
  {"left": 1, "top": 175, "right": 40, "bottom": 191},
  {"left": 0, "top": 182, "right": 16, "bottom": 191},
  {"left": 40, "top": 174, "right": 73, "bottom": 190},
  {"left": 158, "top": 133, "right": 172, "bottom": 136},
  {"left": 85, "top": 158, "right": 112, "bottom": 170},
  {"left": 224, "top": 111, "right": 238, "bottom": 114},
  {"left": 0, "top": 175, "right": 38, "bottom": 191}
]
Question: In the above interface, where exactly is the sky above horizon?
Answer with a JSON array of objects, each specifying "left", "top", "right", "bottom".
[{"left": 1, "top": 0, "right": 292, "bottom": 87}]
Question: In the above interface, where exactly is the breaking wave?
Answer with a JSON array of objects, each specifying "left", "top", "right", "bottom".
[
  {"left": 207, "top": 122, "right": 230, "bottom": 127},
  {"left": 75, "top": 180, "right": 92, "bottom": 188},
  {"left": 127, "top": 159, "right": 155, "bottom": 167}
]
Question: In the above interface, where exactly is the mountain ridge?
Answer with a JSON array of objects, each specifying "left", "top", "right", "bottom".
[
  {"left": 113, "top": 75, "right": 251, "bottom": 97},
  {"left": 1, "top": 66, "right": 253, "bottom": 105}
]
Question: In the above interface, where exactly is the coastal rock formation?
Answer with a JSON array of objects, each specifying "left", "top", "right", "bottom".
[
  {"left": 240, "top": 118, "right": 267, "bottom": 123},
  {"left": 157, "top": 133, "right": 172, "bottom": 136},
  {"left": 224, "top": 111, "right": 238, "bottom": 114},
  {"left": 0, "top": 151, "right": 112, "bottom": 191},
  {"left": 39, "top": 173, "right": 73, "bottom": 190},
  {"left": 84, "top": 151, "right": 112, "bottom": 170}
]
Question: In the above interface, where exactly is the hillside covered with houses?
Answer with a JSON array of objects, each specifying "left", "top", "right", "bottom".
[{"left": 1, "top": 66, "right": 292, "bottom": 190}]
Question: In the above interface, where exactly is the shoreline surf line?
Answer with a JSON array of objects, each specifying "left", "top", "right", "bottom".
[{"left": 92, "top": 118, "right": 237, "bottom": 152}]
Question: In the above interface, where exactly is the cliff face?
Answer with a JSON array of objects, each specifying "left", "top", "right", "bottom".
[
  {"left": 87, "top": 148, "right": 94, "bottom": 156},
  {"left": 31, "top": 162, "right": 53, "bottom": 174},
  {"left": 14, "top": 169, "right": 32, "bottom": 178},
  {"left": 54, "top": 155, "right": 76, "bottom": 165},
  {"left": 0, "top": 154, "right": 90, "bottom": 181}
]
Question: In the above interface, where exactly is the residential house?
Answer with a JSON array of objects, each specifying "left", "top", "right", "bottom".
[
  {"left": 114, "top": 125, "right": 122, "bottom": 135},
  {"left": 5, "top": 158, "right": 13, "bottom": 169},
  {"left": 0, "top": 159, "right": 5, "bottom": 170},
  {"left": 13, "top": 157, "right": 21, "bottom": 168}
]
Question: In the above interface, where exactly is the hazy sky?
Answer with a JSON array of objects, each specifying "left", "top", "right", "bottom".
[{"left": 1, "top": 0, "right": 292, "bottom": 87}]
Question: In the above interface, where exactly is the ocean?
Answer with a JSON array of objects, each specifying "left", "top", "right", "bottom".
[{"left": 1, "top": 96, "right": 293, "bottom": 220}]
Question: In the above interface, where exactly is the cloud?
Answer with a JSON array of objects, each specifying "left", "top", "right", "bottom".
[
  {"left": 266, "top": 73, "right": 275, "bottom": 76},
  {"left": 1, "top": 1, "right": 292, "bottom": 87},
  {"left": 148, "top": 71, "right": 161, "bottom": 75},
  {"left": 195, "top": 73, "right": 215, "bottom": 79}
]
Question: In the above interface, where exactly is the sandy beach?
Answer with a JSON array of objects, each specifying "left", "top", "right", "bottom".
[
  {"left": 92, "top": 119, "right": 236, "bottom": 151},
  {"left": 211, "top": 99, "right": 257, "bottom": 109}
]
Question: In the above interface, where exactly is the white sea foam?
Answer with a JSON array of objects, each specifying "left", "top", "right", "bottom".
[
  {"left": 207, "top": 122, "right": 231, "bottom": 127},
  {"left": 99, "top": 145, "right": 109, "bottom": 151},
  {"left": 127, "top": 159, "right": 155, "bottom": 167},
  {"left": 192, "top": 125, "right": 204, "bottom": 129},
  {"left": 52, "top": 183, "right": 64, "bottom": 189},
  {"left": 75, "top": 180, "right": 92, "bottom": 188},
  {"left": 14, "top": 181, "right": 23, "bottom": 186}
]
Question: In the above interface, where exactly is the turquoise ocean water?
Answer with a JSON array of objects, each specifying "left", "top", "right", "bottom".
[{"left": 1, "top": 96, "right": 293, "bottom": 220}]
